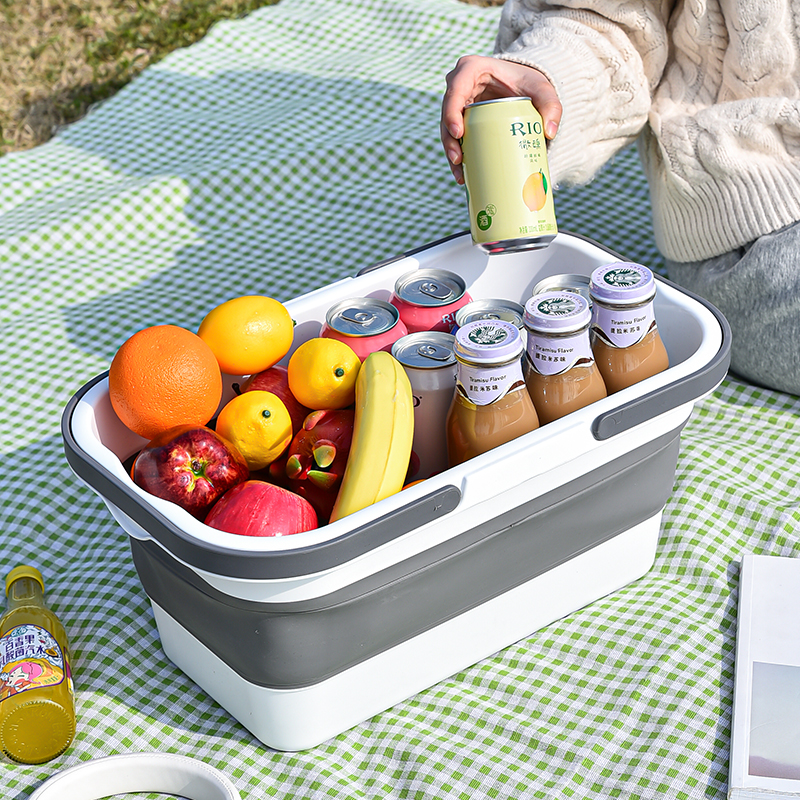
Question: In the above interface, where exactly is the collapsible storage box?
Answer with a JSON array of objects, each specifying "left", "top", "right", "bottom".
[{"left": 62, "top": 231, "right": 730, "bottom": 751}]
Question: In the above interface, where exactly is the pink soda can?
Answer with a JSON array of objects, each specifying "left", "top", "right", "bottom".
[
  {"left": 390, "top": 269, "right": 472, "bottom": 333},
  {"left": 320, "top": 298, "right": 409, "bottom": 361}
]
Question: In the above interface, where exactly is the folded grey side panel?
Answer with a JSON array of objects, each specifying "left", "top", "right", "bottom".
[{"left": 131, "top": 426, "right": 682, "bottom": 691}]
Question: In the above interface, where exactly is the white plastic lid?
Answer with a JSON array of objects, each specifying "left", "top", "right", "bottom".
[
  {"left": 524, "top": 292, "right": 591, "bottom": 334},
  {"left": 453, "top": 319, "right": 523, "bottom": 364},
  {"left": 590, "top": 262, "right": 656, "bottom": 305}
]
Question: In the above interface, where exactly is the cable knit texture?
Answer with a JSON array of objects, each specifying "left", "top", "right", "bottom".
[{"left": 494, "top": 0, "right": 800, "bottom": 262}]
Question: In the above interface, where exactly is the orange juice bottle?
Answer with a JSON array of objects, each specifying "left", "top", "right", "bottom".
[{"left": 0, "top": 566, "right": 76, "bottom": 763}]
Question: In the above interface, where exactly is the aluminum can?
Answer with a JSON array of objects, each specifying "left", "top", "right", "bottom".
[
  {"left": 461, "top": 97, "right": 557, "bottom": 254},
  {"left": 532, "top": 273, "right": 592, "bottom": 309},
  {"left": 453, "top": 298, "right": 527, "bottom": 348},
  {"left": 391, "top": 269, "right": 472, "bottom": 333},
  {"left": 320, "top": 298, "right": 408, "bottom": 361},
  {"left": 391, "top": 332, "right": 457, "bottom": 480},
  {"left": 453, "top": 298, "right": 525, "bottom": 331}
]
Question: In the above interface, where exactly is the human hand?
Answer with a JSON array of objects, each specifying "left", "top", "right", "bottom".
[{"left": 441, "top": 55, "right": 562, "bottom": 184}]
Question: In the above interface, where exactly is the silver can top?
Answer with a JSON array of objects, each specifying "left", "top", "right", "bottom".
[
  {"left": 393, "top": 269, "right": 467, "bottom": 308},
  {"left": 455, "top": 298, "right": 524, "bottom": 330},
  {"left": 465, "top": 96, "right": 534, "bottom": 110},
  {"left": 392, "top": 331, "right": 457, "bottom": 369},
  {"left": 532, "top": 273, "right": 592, "bottom": 309},
  {"left": 325, "top": 298, "right": 400, "bottom": 338}
]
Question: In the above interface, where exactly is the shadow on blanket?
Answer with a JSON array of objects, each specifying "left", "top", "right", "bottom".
[{"left": 53, "top": 63, "right": 663, "bottom": 370}]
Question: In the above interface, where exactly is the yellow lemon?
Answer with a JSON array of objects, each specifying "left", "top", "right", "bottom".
[
  {"left": 215, "top": 390, "right": 293, "bottom": 471},
  {"left": 198, "top": 295, "right": 294, "bottom": 376},
  {"left": 287, "top": 338, "right": 361, "bottom": 409}
]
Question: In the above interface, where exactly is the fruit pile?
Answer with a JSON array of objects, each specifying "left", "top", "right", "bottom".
[{"left": 108, "top": 296, "right": 415, "bottom": 537}]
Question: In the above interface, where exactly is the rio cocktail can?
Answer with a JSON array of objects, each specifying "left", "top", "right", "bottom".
[{"left": 461, "top": 97, "right": 557, "bottom": 254}]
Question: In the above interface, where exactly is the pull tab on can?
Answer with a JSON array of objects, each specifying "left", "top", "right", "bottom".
[
  {"left": 340, "top": 308, "right": 377, "bottom": 327},
  {"left": 418, "top": 281, "right": 453, "bottom": 301},
  {"left": 416, "top": 343, "right": 453, "bottom": 362}
]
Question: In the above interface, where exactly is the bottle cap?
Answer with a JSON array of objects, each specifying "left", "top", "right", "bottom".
[
  {"left": 524, "top": 291, "right": 591, "bottom": 333},
  {"left": 454, "top": 319, "right": 523, "bottom": 364},
  {"left": 5, "top": 565, "right": 44, "bottom": 596},
  {"left": 590, "top": 262, "right": 656, "bottom": 305}
]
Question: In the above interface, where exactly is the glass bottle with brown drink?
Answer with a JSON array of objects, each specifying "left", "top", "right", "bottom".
[
  {"left": 523, "top": 291, "right": 607, "bottom": 424},
  {"left": 0, "top": 566, "right": 76, "bottom": 764},
  {"left": 589, "top": 263, "right": 669, "bottom": 393},
  {"left": 446, "top": 319, "right": 539, "bottom": 467}
]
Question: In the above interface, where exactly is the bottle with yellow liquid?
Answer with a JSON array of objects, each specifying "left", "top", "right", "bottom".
[{"left": 0, "top": 566, "right": 76, "bottom": 764}]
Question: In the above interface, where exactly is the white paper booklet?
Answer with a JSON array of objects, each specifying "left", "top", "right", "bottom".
[{"left": 729, "top": 554, "right": 800, "bottom": 799}]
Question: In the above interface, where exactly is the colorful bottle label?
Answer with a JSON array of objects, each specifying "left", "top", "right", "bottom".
[
  {"left": 456, "top": 361, "right": 526, "bottom": 406},
  {"left": 592, "top": 301, "right": 657, "bottom": 349},
  {"left": 0, "top": 625, "right": 67, "bottom": 702},
  {"left": 526, "top": 330, "right": 594, "bottom": 376}
]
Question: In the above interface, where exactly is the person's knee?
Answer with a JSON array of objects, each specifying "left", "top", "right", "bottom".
[{"left": 667, "top": 235, "right": 800, "bottom": 396}]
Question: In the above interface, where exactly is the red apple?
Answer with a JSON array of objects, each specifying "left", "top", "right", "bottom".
[
  {"left": 205, "top": 480, "right": 317, "bottom": 537},
  {"left": 240, "top": 365, "right": 311, "bottom": 435},
  {"left": 131, "top": 425, "right": 249, "bottom": 518}
]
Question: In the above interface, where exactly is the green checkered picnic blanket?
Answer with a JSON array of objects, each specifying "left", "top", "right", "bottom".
[{"left": 2, "top": 0, "right": 799, "bottom": 796}]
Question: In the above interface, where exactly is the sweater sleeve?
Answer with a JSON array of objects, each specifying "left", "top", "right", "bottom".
[{"left": 494, "top": 0, "right": 672, "bottom": 187}]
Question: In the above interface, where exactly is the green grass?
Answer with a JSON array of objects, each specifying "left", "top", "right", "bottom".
[
  {"left": 0, "top": 0, "right": 280, "bottom": 154},
  {"left": 1, "top": 0, "right": 500, "bottom": 155}
]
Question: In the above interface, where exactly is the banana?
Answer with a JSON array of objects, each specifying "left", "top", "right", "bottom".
[{"left": 329, "top": 350, "right": 414, "bottom": 522}]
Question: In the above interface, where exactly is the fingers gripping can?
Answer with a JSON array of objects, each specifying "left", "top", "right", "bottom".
[{"left": 461, "top": 97, "right": 558, "bottom": 254}]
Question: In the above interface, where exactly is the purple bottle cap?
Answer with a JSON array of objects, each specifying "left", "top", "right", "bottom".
[
  {"left": 590, "top": 262, "right": 656, "bottom": 305},
  {"left": 454, "top": 319, "right": 523, "bottom": 364},
  {"left": 524, "top": 291, "right": 591, "bottom": 334}
]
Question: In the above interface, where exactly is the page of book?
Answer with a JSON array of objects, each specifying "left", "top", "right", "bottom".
[{"left": 729, "top": 554, "right": 800, "bottom": 798}]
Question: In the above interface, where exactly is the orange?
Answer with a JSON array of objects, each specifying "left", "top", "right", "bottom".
[
  {"left": 109, "top": 324, "right": 222, "bottom": 440},
  {"left": 197, "top": 295, "right": 294, "bottom": 376},
  {"left": 214, "top": 390, "right": 293, "bottom": 470},
  {"left": 287, "top": 338, "right": 361, "bottom": 409}
]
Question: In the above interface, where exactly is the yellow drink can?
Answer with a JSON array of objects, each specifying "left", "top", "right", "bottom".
[{"left": 461, "top": 97, "right": 558, "bottom": 254}]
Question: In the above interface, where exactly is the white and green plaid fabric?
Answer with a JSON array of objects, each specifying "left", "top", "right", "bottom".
[{"left": 2, "top": 0, "right": 798, "bottom": 796}]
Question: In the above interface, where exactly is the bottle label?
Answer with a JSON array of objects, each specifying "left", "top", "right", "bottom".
[
  {"left": 0, "top": 625, "right": 67, "bottom": 702},
  {"left": 592, "top": 300, "right": 657, "bottom": 348},
  {"left": 525, "top": 330, "right": 594, "bottom": 376},
  {"left": 456, "top": 360, "right": 526, "bottom": 406}
]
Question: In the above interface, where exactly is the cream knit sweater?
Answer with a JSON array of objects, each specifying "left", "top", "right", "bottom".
[{"left": 495, "top": 0, "right": 800, "bottom": 262}]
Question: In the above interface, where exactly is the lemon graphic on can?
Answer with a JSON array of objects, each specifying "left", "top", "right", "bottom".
[{"left": 522, "top": 169, "right": 548, "bottom": 212}]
